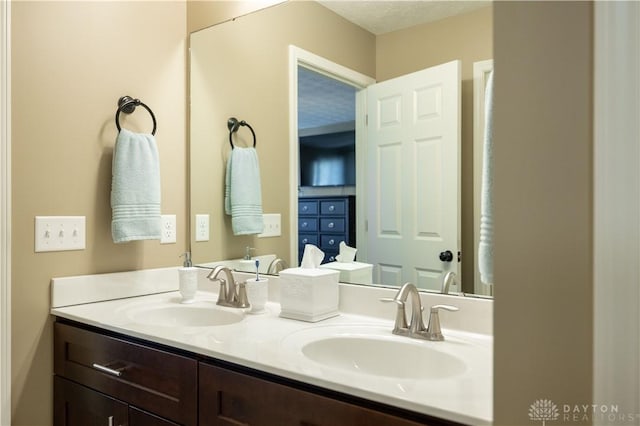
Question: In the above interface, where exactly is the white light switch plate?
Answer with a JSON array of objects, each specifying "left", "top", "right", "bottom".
[
  {"left": 258, "top": 213, "right": 281, "bottom": 238},
  {"left": 35, "top": 216, "right": 86, "bottom": 252},
  {"left": 195, "top": 214, "right": 209, "bottom": 242}
]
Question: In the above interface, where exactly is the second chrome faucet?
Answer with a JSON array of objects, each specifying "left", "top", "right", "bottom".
[
  {"left": 207, "top": 266, "right": 250, "bottom": 308},
  {"left": 381, "top": 282, "right": 458, "bottom": 341}
]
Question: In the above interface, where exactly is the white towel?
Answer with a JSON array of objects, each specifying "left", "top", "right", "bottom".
[
  {"left": 479, "top": 70, "right": 494, "bottom": 285},
  {"left": 224, "top": 147, "right": 264, "bottom": 235},
  {"left": 111, "top": 129, "right": 161, "bottom": 243}
]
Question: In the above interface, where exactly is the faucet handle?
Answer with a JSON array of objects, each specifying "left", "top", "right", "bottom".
[
  {"left": 425, "top": 304, "right": 459, "bottom": 341},
  {"left": 430, "top": 304, "right": 459, "bottom": 313},
  {"left": 236, "top": 281, "right": 250, "bottom": 309},
  {"left": 379, "top": 297, "right": 402, "bottom": 305}
]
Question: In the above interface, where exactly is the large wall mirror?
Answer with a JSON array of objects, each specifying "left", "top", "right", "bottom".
[{"left": 189, "top": 0, "right": 493, "bottom": 296}]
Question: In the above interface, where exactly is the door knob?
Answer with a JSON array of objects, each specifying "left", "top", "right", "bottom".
[{"left": 439, "top": 250, "right": 453, "bottom": 262}]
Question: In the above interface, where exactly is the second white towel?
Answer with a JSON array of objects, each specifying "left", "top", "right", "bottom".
[{"left": 224, "top": 147, "right": 264, "bottom": 235}]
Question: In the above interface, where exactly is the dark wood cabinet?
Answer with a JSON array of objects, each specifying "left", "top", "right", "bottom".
[
  {"left": 54, "top": 320, "right": 464, "bottom": 426},
  {"left": 54, "top": 322, "right": 197, "bottom": 426},
  {"left": 199, "top": 362, "right": 455, "bottom": 426}
]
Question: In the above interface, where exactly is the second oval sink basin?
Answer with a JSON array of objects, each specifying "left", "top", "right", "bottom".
[
  {"left": 301, "top": 336, "right": 467, "bottom": 379},
  {"left": 127, "top": 303, "right": 244, "bottom": 327}
]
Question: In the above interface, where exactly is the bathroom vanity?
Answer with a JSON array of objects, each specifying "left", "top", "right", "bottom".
[{"left": 51, "top": 268, "right": 492, "bottom": 426}]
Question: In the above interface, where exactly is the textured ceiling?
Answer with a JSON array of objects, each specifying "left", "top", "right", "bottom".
[
  {"left": 298, "top": 1, "right": 492, "bottom": 134},
  {"left": 298, "top": 67, "right": 356, "bottom": 134},
  {"left": 317, "top": 0, "right": 491, "bottom": 35}
]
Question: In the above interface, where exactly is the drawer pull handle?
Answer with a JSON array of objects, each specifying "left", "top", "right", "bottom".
[
  {"left": 329, "top": 239, "right": 335, "bottom": 245},
  {"left": 302, "top": 238, "right": 308, "bottom": 244},
  {"left": 108, "top": 416, "right": 114, "bottom": 426},
  {"left": 302, "top": 205, "right": 308, "bottom": 211},
  {"left": 328, "top": 222, "right": 334, "bottom": 228},
  {"left": 301, "top": 221, "right": 308, "bottom": 228},
  {"left": 92, "top": 363, "right": 123, "bottom": 377},
  {"left": 328, "top": 205, "right": 335, "bottom": 212}
]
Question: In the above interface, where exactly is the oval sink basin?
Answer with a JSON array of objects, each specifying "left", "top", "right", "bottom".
[
  {"left": 301, "top": 336, "right": 467, "bottom": 379},
  {"left": 127, "top": 303, "right": 244, "bottom": 327}
]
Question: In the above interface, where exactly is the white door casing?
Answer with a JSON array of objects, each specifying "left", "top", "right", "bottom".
[
  {"left": 365, "top": 60, "right": 461, "bottom": 291},
  {"left": 0, "top": 0, "right": 11, "bottom": 423}
]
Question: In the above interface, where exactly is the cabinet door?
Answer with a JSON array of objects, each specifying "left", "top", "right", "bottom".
[
  {"left": 129, "top": 407, "right": 180, "bottom": 426},
  {"left": 54, "top": 376, "right": 128, "bottom": 426},
  {"left": 199, "top": 363, "right": 443, "bottom": 426}
]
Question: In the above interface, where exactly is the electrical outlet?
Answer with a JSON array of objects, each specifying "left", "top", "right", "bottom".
[
  {"left": 35, "top": 216, "right": 86, "bottom": 252},
  {"left": 161, "top": 214, "right": 177, "bottom": 244},
  {"left": 195, "top": 214, "right": 209, "bottom": 242},
  {"left": 258, "top": 213, "right": 281, "bottom": 238}
]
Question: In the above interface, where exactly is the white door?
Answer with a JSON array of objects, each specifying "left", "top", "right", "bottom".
[{"left": 365, "top": 60, "right": 461, "bottom": 291}]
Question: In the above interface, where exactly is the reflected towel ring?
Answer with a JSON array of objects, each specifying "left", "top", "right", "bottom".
[
  {"left": 228, "top": 117, "right": 256, "bottom": 149},
  {"left": 115, "top": 96, "right": 157, "bottom": 135}
]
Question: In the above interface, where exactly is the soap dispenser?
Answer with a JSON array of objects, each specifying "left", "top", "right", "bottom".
[
  {"left": 178, "top": 252, "right": 198, "bottom": 304},
  {"left": 236, "top": 246, "right": 256, "bottom": 273}
]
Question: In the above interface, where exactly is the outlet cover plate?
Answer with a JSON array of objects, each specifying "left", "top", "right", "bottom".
[
  {"left": 195, "top": 214, "right": 210, "bottom": 242},
  {"left": 161, "top": 214, "right": 177, "bottom": 244}
]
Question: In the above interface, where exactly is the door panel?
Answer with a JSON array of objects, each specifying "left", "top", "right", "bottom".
[{"left": 366, "top": 60, "right": 461, "bottom": 291}]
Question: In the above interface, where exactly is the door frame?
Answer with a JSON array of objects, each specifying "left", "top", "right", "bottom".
[
  {"left": 287, "top": 45, "right": 375, "bottom": 267},
  {"left": 0, "top": 0, "right": 11, "bottom": 423}
]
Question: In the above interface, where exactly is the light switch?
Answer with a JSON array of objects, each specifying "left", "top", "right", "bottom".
[
  {"left": 35, "top": 216, "right": 86, "bottom": 252},
  {"left": 258, "top": 214, "right": 281, "bottom": 238}
]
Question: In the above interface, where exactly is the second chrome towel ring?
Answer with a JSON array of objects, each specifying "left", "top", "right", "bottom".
[
  {"left": 115, "top": 96, "right": 157, "bottom": 135},
  {"left": 228, "top": 117, "right": 256, "bottom": 149}
]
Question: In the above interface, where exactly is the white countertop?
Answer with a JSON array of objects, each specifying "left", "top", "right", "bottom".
[{"left": 50, "top": 268, "right": 492, "bottom": 425}]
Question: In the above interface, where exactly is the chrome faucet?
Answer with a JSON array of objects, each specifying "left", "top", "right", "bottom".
[
  {"left": 206, "top": 266, "right": 250, "bottom": 308},
  {"left": 267, "top": 258, "right": 287, "bottom": 275},
  {"left": 442, "top": 271, "right": 457, "bottom": 294},
  {"left": 381, "top": 282, "right": 459, "bottom": 341}
]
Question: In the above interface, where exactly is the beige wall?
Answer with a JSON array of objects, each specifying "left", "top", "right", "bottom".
[
  {"left": 493, "top": 2, "right": 593, "bottom": 425},
  {"left": 376, "top": 6, "right": 492, "bottom": 293},
  {"left": 11, "top": 2, "right": 187, "bottom": 425},
  {"left": 189, "top": 1, "right": 375, "bottom": 265}
]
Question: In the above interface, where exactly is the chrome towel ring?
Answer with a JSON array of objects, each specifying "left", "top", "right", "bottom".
[
  {"left": 228, "top": 117, "right": 256, "bottom": 149},
  {"left": 115, "top": 96, "right": 157, "bottom": 135}
]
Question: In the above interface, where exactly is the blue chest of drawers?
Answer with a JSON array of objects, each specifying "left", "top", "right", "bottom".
[{"left": 298, "top": 196, "right": 355, "bottom": 265}]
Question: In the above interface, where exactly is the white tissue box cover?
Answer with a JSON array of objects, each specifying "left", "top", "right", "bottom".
[
  {"left": 279, "top": 267, "right": 339, "bottom": 322},
  {"left": 318, "top": 261, "right": 373, "bottom": 284}
]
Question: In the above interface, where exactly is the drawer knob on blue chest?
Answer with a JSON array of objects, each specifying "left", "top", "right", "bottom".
[
  {"left": 328, "top": 222, "right": 334, "bottom": 228},
  {"left": 329, "top": 205, "right": 335, "bottom": 211}
]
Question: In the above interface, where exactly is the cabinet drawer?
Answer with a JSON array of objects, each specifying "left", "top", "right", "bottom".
[
  {"left": 320, "top": 235, "right": 344, "bottom": 250},
  {"left": 299, "top": 217, "right": 318, "bottom": 232},
  {"left": 320, "top": 218, "right": 345, "bottom": 233},
  {"left": 298, "top": 233, "right": 318, "bottom": 246},
  {"left": 199, "top": 363, "right": 433, "bottom": 426},
  {"left": 299, "top": 200, "right": 318, "bottom": 215},
  {"left": 54, "top": 322, "right": 197, "bottom": 426},
  {"left": 320, "top": 200, "right": 346, "bottom": 215}
]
